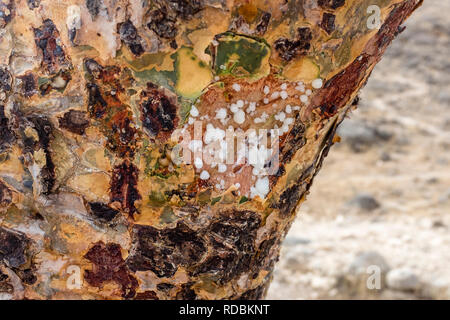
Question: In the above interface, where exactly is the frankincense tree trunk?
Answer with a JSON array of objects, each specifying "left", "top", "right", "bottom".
[{"left": 0, "top": 0, "right": 421, "bottom": 300}]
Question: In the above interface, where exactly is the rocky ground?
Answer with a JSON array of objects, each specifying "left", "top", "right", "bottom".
[{"left": 267, "top": 0, "right": 450, "bottom": 300}]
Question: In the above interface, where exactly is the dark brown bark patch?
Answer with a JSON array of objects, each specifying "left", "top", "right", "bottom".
[
  {"left": 110, "top": 161, "right": 141, "bottom": 218},
  {"left": 0, "top": 227, "right": 29, "bottom": 268},
  {"left": 84, "top": 241, "right": 138, "bottom": 299},
  {"left": 135, "top": 290, "right": 159, "bottom": 300},
  {"left": 147, "top": 9, "right": 178, "bottom": 39},
  {"left": 195, "top": 210, "right": 261, "bottom": 284},
  {"left": 18, "top": 73, "right": 37, "bottom": 97},
  {"left": 274, "top": 27, "right": 312, "bottom": 61},
  {"left": 280, "top": 114, "right": 306, "bottom": 164},
  {"left": 28, "top": 117, "right": 55, "bottom": 195},
  {"left": 0, "top": 227, "right": 37, "bottom": 285},
  {"left": 14, "top": 268, "right": 37, "bottom": 285},
  {"left": 127, "top": 222, "right": 206, "bottom": 278},
  {"left": 170, "top": 40, "right": 178, "bottom": 49},
  {"left": 58, "top": 110, "right": 90, "bottom": 135},
  {"left": 268, "top": 114, "right": 307, "bottom": 186},
  {"left": 86, "top": 83, "right": 107, "bottom": 119},
  {"left": 321, "top": 12, "right": 336, "bottom": 34},
  {"left": 156, "top": 282, "right": 175, "bottom": 291},
  {"left": 118, "top": 20, "right": 144, "bottom": 56},
  {"left": 86, "top": 0, "right": 102, "bottom": 19},
  {"left": 176, "top": 282, "right": 197, "bottom": 300},
  {"left": 318, "top": 0, "right": 345, "bottom": 10},
  {"left": 0, "top": 105, "right": 14, "bottom": 153},
  {"left": 0, "top": 67, "right": 12, "bottom": 95},
  {"left": 87, "top": 202, "right": 120, "bottom": 222},
  {"left": 273, "top": 117, "right": 340, "bottom": 221},
  {"left": 167, "top": 0, "right": 203, "bottom": 20},
  {"left": 271, "top": 182, "right": 304, "bottom": 217},
  {"left": 254, "top": 237, "right": 278, "bottom": 270},
  {"left": 0, "top": 180, "right": 12, "bottom": 207},
  {"left": 0, "top": 0, "right": 14, "bottom": 28},
  {"left": 256, "top": 12, "right": 271, "bottom": 35},
  {"left": 312, "top": 55, "right": 369, "bottom": 119},
  {"left": 84, "top": 58, "right": 103, "bottom": 79},
  {"left": 26, "top": 0, "right": 40, "bottom": 10},
  {"left": 107, "top": 110, "right": 139, "bottom": 157},
  {"left": 84, "top": 60, "right": 140, "bottom": 157},
  {"left": 139, "top": 83, "right": 179, "bottom": 139},
  {"left": 146, "top": 1, "right": 202, "bottom": 40},
  {"left": 33, "top": 19, "right": 70, "bottom": 74},
  {"left": 0, "top": 270, "right": 13, "bottom": 294}
]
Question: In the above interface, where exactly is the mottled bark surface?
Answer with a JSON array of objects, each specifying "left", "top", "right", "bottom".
[{"left": 0, "top": 0, "right": 421, "bottom": 299}]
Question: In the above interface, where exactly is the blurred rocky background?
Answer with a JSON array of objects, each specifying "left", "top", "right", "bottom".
[{"left": 267, "top": 0, "right": 450, "bottom": 300}]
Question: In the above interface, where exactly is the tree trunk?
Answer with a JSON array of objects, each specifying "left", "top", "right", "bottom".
[{"left": 0, "top": 0, "right": 421, "bottom": 300}]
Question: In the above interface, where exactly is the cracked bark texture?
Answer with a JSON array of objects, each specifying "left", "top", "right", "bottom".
[{"left": 0, "top": 0, "right": 421, "bottom": 300}]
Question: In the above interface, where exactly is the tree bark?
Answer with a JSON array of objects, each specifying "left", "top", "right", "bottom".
[{"left": 0, "top": 0, "right": 421, "bottom": 300}]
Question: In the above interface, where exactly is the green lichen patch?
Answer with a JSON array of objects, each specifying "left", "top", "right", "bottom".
[{"left": 209, "top": 33, "right": 271, "bottom": 79}]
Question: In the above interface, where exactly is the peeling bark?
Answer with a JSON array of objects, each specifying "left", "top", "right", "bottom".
[{"left": 0, "top": 0, "right": 421, "bottom": 300}]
